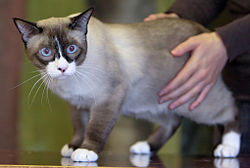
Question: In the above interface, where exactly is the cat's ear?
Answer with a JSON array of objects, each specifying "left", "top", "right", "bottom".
[
  {"left": 69, "top": 8, "right": 94, "bottom": 34},
  {"left": 13, "top": 18, "right": 42, "bottom": 45}
]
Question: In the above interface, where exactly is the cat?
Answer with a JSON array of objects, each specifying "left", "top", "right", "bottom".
[{"left": 13, "top": 8, "right": 240, "bottom": 162}]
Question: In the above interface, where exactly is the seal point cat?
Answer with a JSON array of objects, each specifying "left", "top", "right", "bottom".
[{"left": 13, "top": 8, "right": 240, "bottom": 162}]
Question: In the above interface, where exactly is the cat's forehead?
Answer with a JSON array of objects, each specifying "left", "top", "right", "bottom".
[
  {"left": 36, "top": 17, "right": 71, "bottom": 38},
  {"left": 28, "top": 17, "right": 84, "bottom": 49},
  {"left": 37, "top": 17, "right": 71, "bottom": 28}
]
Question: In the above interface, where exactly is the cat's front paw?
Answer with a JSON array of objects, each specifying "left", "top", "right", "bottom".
[
  {"left": 61, "top": 144, "right": 74, "bottom": 157},
  {"left": 71, "top": 148, "right": 98, "bottom": 162},
  {"left": 214, "top": 144, "right": 239, "bottom": 158},
  {"left": 130, "top": 141, "right": 151, "bottom": 154}
]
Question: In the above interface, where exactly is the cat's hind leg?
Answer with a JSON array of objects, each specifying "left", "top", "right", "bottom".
[
  {"left": 130, "top": 115, "right": 182, "bottom": 155},
  {"left": 61, "top": 105, "right": 90, "bottom": 157},
  {"left": 214, "top": 114, "right": 240, "bottom": 158}
]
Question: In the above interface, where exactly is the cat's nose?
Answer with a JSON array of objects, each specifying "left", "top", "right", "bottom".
[{"left": 58, "top": 66, "right": 68, "bottom": 73}]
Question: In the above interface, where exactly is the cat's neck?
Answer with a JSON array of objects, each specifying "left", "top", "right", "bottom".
[
  {"left": 86, "top": 18, "right": 140, "bottom": 84},
  {"left": 83, "top": 18, "right": 124, "bottom": 77}
]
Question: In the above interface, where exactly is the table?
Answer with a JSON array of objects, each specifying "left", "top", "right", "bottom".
[{"left": 0, "top": 150, "right": 248, "bottom": 168}]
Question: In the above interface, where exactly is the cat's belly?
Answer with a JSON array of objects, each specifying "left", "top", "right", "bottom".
[
  {"left": 121, "top": 86, "right": 169, "bottom": 118},
  {"left": 120, "top": 78, "right": 236, "bottom": 125}
]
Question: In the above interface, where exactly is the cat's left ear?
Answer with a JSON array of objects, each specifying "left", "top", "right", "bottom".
[
  {"left": 13, "top": 18, "right": 42, "bottom": 45},
  {"left": 69, "top": 8, "right": 94, "bottom": 34}
]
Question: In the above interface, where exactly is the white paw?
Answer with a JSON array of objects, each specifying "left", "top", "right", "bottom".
[
  {"left": 130, "top": 154, "right": 150, "bottom": 167},
  {"left": 214, "top": 158, "right": 239, "bottom": 168},
  {"left": 71, "top": 148, "right": 98, "bottom": 162},
  {"left": 61, "top": 144, "right": 74, "bottom": 157},
  {"left": 214, "top": 144, "right": 239, "bottom": 158},
  {"left": 130, "top": 141, "right": 151, "bottom": 154}
]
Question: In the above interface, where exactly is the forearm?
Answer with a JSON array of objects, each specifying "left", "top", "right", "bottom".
[
  {"left": 167, "top": 0, "right": 227, "bottom": 26},
  {"left": 216, "top": 14, "right": 250, "bottom": 61}
]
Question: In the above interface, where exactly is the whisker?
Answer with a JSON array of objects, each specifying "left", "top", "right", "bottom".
[
  {"left": 27, "top": 73, "right": 47, "bottom": 105},
  {"left": 46, "top": 76, "right": 53, "bottom": 112},
  {"left": 31, "top": 75, "right": 47, "bottom": 105},
  {"left": 78, "top": 65, "right": 109, "bottom": 76},
  {"left": 75, "top": 71, "right": 97, "bottom": 106},
  {"left": 29, "top": 69, "right": 44, "bottom": 74},
  {"left": 41, "top": 75, "right": 50, "bottom": 104},
  {"left": 76, "top": 70, "right": 101, "bottom": 83},
  {"left": 9, "top": 73, "right": 42, "bottom": 90}
]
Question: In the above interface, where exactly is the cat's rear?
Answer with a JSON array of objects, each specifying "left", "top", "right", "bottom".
[
  {"left": 112, "top": 18, "right": 236, "bottom": 124},
  {"left": 112, "top": 18, "right": 240, "bottom": 158}
]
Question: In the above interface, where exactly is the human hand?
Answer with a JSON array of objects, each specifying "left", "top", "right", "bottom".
[
  {"left": 144, "top": 13, "right": 179, "bottom": 22},
  {"left": 159, "top": 32, "right": 228, "bottom": 111}
]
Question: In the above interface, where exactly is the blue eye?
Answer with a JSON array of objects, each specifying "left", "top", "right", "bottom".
[
  {"left": 40, "top": 48, "right": 52, "bottom": 57},
  {"left": 67, "top": 44, "right": 78, "bottom": 54}
]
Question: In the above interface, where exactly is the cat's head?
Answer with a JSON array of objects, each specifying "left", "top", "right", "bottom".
[{"left": 13, "top": 8, "right": 94, "bottom": 79}]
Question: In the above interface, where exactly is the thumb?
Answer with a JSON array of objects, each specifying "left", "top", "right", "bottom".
[{"left": 171, "top": 37, "right": 199, "bottom": 57}]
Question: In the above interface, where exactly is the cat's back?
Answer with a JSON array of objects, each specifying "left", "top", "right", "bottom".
[
  {"left": 99, "top": 17, "right": 208, "bottom": 85},
  {"left": 104, "top": 17, "right": 208, "bottom": 50}
]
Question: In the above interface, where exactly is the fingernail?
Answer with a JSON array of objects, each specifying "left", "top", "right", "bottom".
[
  {"left": 159, "top": 91, "right": 165, "bottom": 96},
  {"left": 159, "top": 88, "right": 170, "bottom": 96},
  {"left": 159, "top": 98, "right": 166, "bottom": 104},
  {"left": 171, "top": 49, "right": 177, "bottom": 55},
  {"left": 169, "top": 104, "right": 175, "bottom": 110}
]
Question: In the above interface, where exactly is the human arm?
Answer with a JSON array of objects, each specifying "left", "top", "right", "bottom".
[
  {"left": 167, "top": 0, "right": 227, "bottom": 26},
  {"left": 145, "top": 0, "right": 227, "bottom": 25},
  {"left": 145, "top": 0, "right": 250, "bottom": 110}
]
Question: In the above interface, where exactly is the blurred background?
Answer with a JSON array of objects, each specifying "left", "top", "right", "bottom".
[{"left": 1, "top": 0, "right": 220, "bottom": 158}]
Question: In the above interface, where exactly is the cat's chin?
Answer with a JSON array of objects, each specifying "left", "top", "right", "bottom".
[
  {"left": 51, "top": 74, "right": 74, "bottom": 80},
  {"left": 57, "top": 75, "right": 70, "bottom": 80}
]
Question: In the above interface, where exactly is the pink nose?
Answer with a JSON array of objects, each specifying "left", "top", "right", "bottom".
[{"left": 58, "top": 67, "right": 68, "bottom": 73}]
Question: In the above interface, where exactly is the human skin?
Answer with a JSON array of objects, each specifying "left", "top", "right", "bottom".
[{"left": 145, "top": 13, "right": 228, "bottom": 111}]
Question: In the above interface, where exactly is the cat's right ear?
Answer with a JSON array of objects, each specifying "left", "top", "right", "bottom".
[
  {"left": 69, "top": 8, "right": 94, "bottom": 34},
  {"left": 13, "top": 18, "right": 42, "bottom": 45}
]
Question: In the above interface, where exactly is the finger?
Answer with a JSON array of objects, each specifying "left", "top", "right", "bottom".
[
  {"left": 144, "top": 16, "right": 154, "bottom": 22},
  {"left": 189, "top": 83, "right": 214, "bottom": 110},
  {"left": 157, "top": 13, "right": 168, "bottom": 18},
  {"left": 171, "top": 37, "right": 199, "bottom": 57},
  {"left": 144, "top": 13, "right": 168, "bottom": 22},
  {"left": 144, "top": 14, "right": 160, "bottom": 21},
  {"left": 158, "top": 94, "right": 171, "bottom": 104},
  {"left": 159, "top": 58, "right": 196, "bottom": 97},
  {"left": 159, "top": 70, "right": 205, "bottom": 102},
  {"left": 144, "top": 14, "right": 155, "bottom": 21},
  {"left": 168, "top": 81, "right": 205, "bottom": 110}
]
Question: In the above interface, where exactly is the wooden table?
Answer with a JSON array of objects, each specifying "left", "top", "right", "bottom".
[{"left": 0, "top": 150, "right": 248, "bottom": 168}]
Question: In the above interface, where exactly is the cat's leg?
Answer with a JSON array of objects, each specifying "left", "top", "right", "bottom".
[
  {"left": 130, "top": 115, "right": 182, "bottom": 155},
  {"left": 61, "top": 105, "right": 90, "bottom": 157},
  {"left": 71, "top": 84, "right": 126, "bottom": 162},
  {"left": 214, "top": 113, "right": 240, "bottom": 158}
]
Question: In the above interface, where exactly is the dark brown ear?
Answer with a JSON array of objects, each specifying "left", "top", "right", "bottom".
[
  {"left": 13, "top": 18, "right": 42, "bottom": 45},
  {"left": 69, "top": 8, "right": 94, "bottom": 34}
]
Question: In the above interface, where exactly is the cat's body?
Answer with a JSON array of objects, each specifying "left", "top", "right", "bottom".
[
  {"left": 14, "top": 8, "right": 240, "bottom": 162},
  {"left": 51, "top": 17, "right": 234, "bottom": 124}
]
